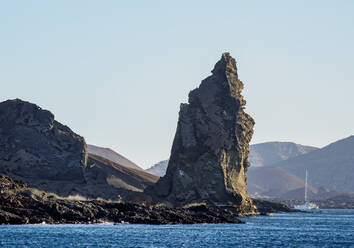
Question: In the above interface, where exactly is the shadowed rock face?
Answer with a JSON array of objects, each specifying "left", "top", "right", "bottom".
[
  {"left": 0, "top": 99, "right": 87, "bottom": 193},
  {"left": 147, "top": 53, "right": 256, "bottom": 212}
]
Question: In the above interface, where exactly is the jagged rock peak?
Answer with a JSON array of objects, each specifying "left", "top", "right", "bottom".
[
  {"left": 146, "top": 53, "right": 256, "bottom": 213},
  {"left": 211, "top": 52, "right": 238, "bottom": 76}
]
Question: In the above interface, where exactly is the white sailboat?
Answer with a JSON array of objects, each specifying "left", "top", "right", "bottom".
[{"left": 293, "top": 169, "right": 319, "bottom": 210}]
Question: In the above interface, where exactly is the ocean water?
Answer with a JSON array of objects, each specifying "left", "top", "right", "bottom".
[{"left": 1, "top": 209, "right": 353, "bottom": 248}]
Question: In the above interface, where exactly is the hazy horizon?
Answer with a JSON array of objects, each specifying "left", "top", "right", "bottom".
[{"left": 2, "top": 1, "right": 354, "bottom": 168}]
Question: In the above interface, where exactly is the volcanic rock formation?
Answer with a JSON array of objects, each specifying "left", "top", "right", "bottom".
[
  {"left": 147, "top": 53, "right": 256, "bottom": 212},
  {"left": 0, "top": 99, "right": 87, "bottom": 194},
  {"left": 0, "top": 99, "right": 157, "bottom": 198}
]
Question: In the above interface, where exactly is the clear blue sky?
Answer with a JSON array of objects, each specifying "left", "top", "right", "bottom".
[{"left": 1, "top": 1, "right": 353, "bottom": 169}]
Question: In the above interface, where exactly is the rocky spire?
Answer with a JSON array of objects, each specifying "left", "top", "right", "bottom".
[{"left": 147, "top": 53, "right": 256, "bottom": 213}]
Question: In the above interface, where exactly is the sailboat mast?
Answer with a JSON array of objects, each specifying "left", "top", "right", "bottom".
[{"left": 305, "top": 169, "right": 308, "bottom": 203}]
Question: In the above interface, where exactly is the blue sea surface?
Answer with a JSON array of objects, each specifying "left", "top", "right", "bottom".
[{"left": 1, "top": 209, "right": 353, "bottom": 248}]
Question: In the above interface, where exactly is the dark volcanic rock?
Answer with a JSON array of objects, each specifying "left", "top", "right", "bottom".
[
  {"left": 0, "top": 99, "right": 87, "bottom": 195},
  {"left": 252, "top": 199, "right": 299, "bottom": 214},
  {"left": 0, "top": 99, "right": 159, "bottom": 200},
  {"left": 0, "top": 174, "right": 244, "bottom": 225},
  {"left": 147, "top": 53, "right": 256, "bottom": 213}
]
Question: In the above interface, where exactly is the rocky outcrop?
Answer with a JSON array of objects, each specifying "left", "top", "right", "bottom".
[
  {"left": 147, "top": 53, "right": 256, "bottom": 213},
  {"left": 0, "top": 174, "right": 244, "bottom": 224},
  {"left": 0, "top": 99, "right": 87, "bottom": 195},
  {"left": 0, "top": 99, "right": 157, "bottom": 199}
]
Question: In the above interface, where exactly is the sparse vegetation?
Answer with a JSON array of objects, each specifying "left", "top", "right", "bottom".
[
  {"left": 182, "top": 202, "right": 207, "bottom": 208},
  {"left": 154, "top": 202, "right": 166, "bottom": 208}
]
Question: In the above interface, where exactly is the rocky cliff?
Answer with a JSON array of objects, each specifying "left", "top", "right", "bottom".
[
  {"left": 0, "top": 99, "right": 157, "bottom": 199},
  {"left": 0, "top": 99, "right": 87, "bottom": 195},
  {"left": 147, "top": 53, "right": 256, "bottom": 212}
]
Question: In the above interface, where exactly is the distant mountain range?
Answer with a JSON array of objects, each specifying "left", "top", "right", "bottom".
[
  {"left": 249, "top": 142, "right": 318, "bottom": 167},
  {"left": 248, "top": 136, "right": 354, "bottom": 200},
  {"left": 145, "top": 160, "right": 168, "bottom": 177},
  {"left": 267, "top": 136, "right": 354, "bottom": 193},
  {"left": 247, "top": 167, "right": 308, "bottom": 198},
  {"left": 87, "top": 144, "right": 143, "bottom": 171}
]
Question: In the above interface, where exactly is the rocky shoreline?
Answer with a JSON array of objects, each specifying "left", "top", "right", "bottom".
[
  {"left": 0, "top": 174, "right": 297, "bottom": 225},
  {"left": 0, "top": 174, "right": 244, "bottom": 225}
]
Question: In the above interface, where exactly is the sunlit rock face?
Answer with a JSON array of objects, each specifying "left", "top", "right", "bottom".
[{"left": 147, "top": 53, "right": 256, "bottom": 213}]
